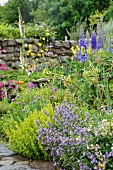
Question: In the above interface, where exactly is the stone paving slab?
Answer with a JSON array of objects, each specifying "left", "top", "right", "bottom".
[
  {"left": 0, "top": 165, "right": 36, "bottom": 170},
  {"left": 0, "top": 144, "right": 59, "bottom": 170}
]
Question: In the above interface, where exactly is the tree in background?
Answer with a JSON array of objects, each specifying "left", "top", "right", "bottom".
[
  {"left": 0, "top": 0, "right": 33, "bottom": 24},
  {"left": 0, "top": 0, "right": 112, "bottom": 39},
  {"left": 33, "top": 0, "right": 111, "bottom": 39}
]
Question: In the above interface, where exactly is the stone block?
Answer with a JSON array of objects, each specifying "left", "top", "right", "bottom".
[
  {"left": 5, "top": 47, "right": 14, "bottom": 53},
  {"left": 62, "top": 41, "right": 70, "bottom": 49},
  {"left": 60, "top": 47, "right": 72, "bottom": 55},
  {"left": 4, "top": 54, "right": 15, "bottom": 61},
  {"left": 2, "top": 40, "right": 8, "bottom": 47},
  {"left": 15, "top": 47, "right": 20, "bottom": 52},
  {"left": 15, "top": 39, "right": 22, "bottom": 44},
  {"left": 53, "top": 41, "right": 62, "bottom": 48},
  {"left": 34, "top": 39, "right": 39, "bottom": 45},
  {"left": 69, "top": 40, "right": 78, "bottom": 47},
  {"left": 31, "top": 44, "right": 38, "bottom": 53},
  {"left": 24, "top": 38, "right": 34, "bottom": 44},
  {"left": 8, "top": 40, "right": 16, "bottom": 46}
]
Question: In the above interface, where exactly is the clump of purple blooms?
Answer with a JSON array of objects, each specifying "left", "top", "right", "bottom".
[
  {"left": 77, "top": 27, "right": 88, "bottom": 62},
  {"left": 37, "top": 102, "right": 113, "bottom": 170},
  {"left": 37, "top": 102, "right": 91, "bottom": 169}
]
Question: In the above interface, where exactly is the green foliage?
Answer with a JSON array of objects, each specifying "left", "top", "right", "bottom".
[
  {"left": 89, "top": 10, "right": 106, "bottom": 31},
  {"left": 30, "top": 8, "right": 48, "bottom": 24},
  {"left": 0, "top": 0, "right": 112, "bottom": 39},
  {"left": 0, "top": 24, "right": 20, "bottom": 39},
  {"left": 0, "top": 22, "right": 56, "bottom": 39},
  {"left": 36, "top": 0, "right": 110, "bottom": 39},
  {"left": 3, "top": 103, "right": 54, "bottom": 159},
  {"left": 105, "top": 1, "right": 113, "bottom": 21},
  {"left": 0, "top": 0, "right": 32, "bottom": 24},
  {"left": 104, "top": 19, "right": 113, "bottom": 43}
]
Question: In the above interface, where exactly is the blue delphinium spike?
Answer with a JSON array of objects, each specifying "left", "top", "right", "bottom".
[{"left": 91, "top": 30, "right": 97, "bottom": 50}]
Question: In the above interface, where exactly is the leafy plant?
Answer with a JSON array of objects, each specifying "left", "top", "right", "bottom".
[{"left": 3, "top": 103, "right": 54, "bottom": 159}]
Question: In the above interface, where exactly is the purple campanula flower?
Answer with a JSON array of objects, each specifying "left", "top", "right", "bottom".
[
  {"left": 51, "top": 95, "right": 55, "bottom": 99},
  {"left": 18, "top": 102, "right": 21, "bottom": 105},
  {"left": 11, "top": 99, "right": 15, "bottom": 102}
]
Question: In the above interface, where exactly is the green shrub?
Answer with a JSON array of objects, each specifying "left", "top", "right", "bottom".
[
  {"left": 3, "top": 103, "right": 54, "bottom": 159},
  {"left": 0, "top": 23, "right": 56, "bottom": 39},
  {"left": 0, "top": 24, "right": 20, "bottom": 39}
]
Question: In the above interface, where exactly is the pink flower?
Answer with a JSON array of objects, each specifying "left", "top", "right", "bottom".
[
  {"left": 48, "top": 45, "right": 53, "bottom": 48},
  {"left": 8, "top": 80, "right": 13, "bottom": 84},
  {"left": 1, "top": 50, "right": 7, "bottom": 53},
  {"left": 0, "top": 91, "right": 6, "bottom": 99},
  {"left": 0, "top": 64, "right": 6, "bottom": 67},
  {"left": 0, "top": 67, "right": 7, "bottom": 70},
  {"left": 0, "top": 82, "right": 4, "bottom": 88},
  {"left": 48, "top": 52, "right": 53, "bottom": 55},
  {"left": 28, "top": 82, "right": 34, "bottom": 88}
]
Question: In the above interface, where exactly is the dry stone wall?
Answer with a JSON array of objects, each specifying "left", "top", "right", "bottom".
[{"left": 0, "top": 38, "right": 77, "bottom": 69}]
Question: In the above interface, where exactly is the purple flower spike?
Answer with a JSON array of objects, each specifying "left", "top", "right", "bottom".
[
  {"left": 91, "top": 30, "right": 97, "bottom": 50},
  {"left": 97, "top": 35, "right": 101, "bottom": 50}
]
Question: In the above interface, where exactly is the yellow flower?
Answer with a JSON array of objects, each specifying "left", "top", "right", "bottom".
[
  {"left": 87, "top": 46, "right": 92, "bottom": 54},
  {"left": 28, "top": 65, "right": 31, "bottom": 69},
  {"left": 98, "top": 162, "right": 105, "bottom": 170},
  {"left": 71, "top": 48, "right": 77, "bottom": 56},
  {"left": 31, "top": 53, "right": 35, "bottom": 56},
  {"left": 45, "top": 48, "right": 48, "bottom": 52},
  {"left": 37, "top": 53, "right": 41, "bottom": 57},
  {"left": 81, "top": 46, "right": 85, "bottom": 55},
  {"left": 71, "top": 46, "right": 77, "bottom": 56},
  {"left": 38, "top": 43, "right": 42, "bottom": 47},
  {"left": 35, "top": 58, "right": 38, "bottom": 61},
  {"left": 27, "top": 50, "right": 32, "bottom": 54},
  {"left": 40, "top": 50, "right": 44, "bottom": 53},
  {"left": 46, "top": 32, "right": 50, "bottom": 36},
  {"left": 28, "top": 44, "right": 32, "bottom": 48},
  {"left": 46, "top": 29, "right": 49, "bottom": 33},
  {"left": 20, "top": 87, "right": 25, "bottom": 91},
  {"left": 42, "top": 37, "right": 45, "bottom": 40},
  {"left": 46, "top": 62, "right": 50, "bottom": 65},
  {"left": 18, "top": 80, "right": 24, "bottom": 84},
  {"left": 71, "top": 46, "right": 74, "bottom": 50},
  {"left": 76, "top": 45, "right": 80, "bottom": 51}
]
